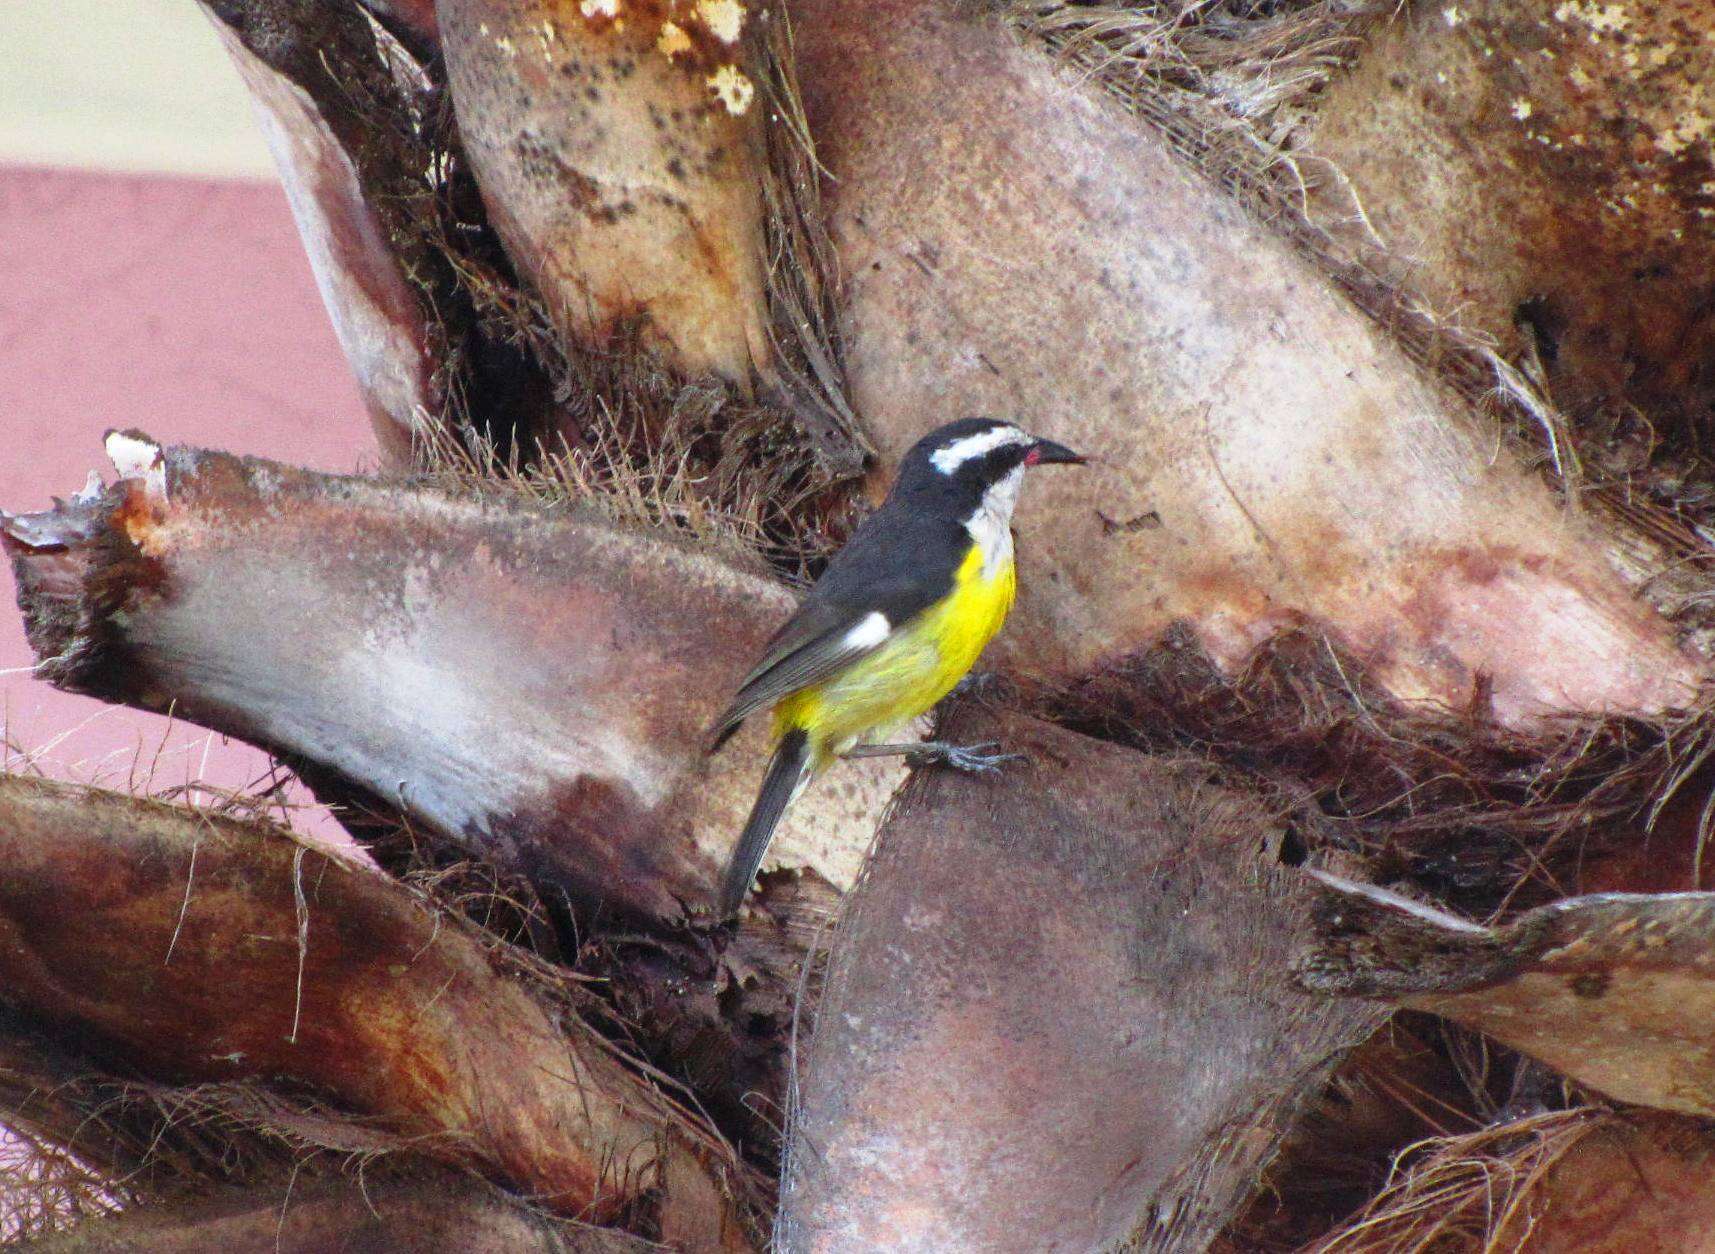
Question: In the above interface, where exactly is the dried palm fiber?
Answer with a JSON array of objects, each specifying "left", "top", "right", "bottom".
[
  {"left": 1307, "top": 1109, "right": 1715, "bottom": 1254},
  {"left": 16, "top": 1171, "right": 660, "bottom": 1252},
  {"left": 1217, "top": 1015, "right": 1547, "bottom": 1250},
  {"left": 1032, "top": 627, "right": 1715, "bottom": 915}
]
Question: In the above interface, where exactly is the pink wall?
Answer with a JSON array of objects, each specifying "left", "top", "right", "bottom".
[{"left": 1, "top": 167, "right": 375, "bottom": 839}]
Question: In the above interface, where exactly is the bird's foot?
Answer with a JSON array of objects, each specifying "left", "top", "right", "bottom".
[
  {"left": 909, "top": 740, "right": 1023, "bottom": 774},
  {"left": 841, "top": 739, "right": 1023, "bottom": 773}
]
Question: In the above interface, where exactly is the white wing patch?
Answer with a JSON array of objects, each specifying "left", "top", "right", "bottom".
[
  {"left": 930, "top": 425, "right": 1031, "bottom": 474},
  {"left": 843, "top": 611, "right": 892, "bottom": 650}
]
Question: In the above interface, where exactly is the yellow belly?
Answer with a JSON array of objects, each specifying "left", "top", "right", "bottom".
[{"left": 774, "top": 544, "right": 1016, "bottom": 765}]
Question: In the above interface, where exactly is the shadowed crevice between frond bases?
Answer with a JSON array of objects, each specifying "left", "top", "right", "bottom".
[{"left": 1025, "top": 624, "right": 1715, "bottom": 918}]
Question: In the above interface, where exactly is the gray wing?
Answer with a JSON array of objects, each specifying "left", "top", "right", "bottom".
[{"left": 707, "top": 594, "right": 902, "bottom": 751}]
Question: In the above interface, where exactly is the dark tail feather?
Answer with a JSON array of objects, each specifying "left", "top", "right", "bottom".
[{"left": 719, "top": 728, "right": 811, "bottom": 916}]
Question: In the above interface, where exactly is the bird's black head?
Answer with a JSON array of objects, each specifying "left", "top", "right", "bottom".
[{"left": 891, "top": 417, "right": 1084, "bottom": 510}]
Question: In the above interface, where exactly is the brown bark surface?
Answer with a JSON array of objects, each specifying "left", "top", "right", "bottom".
[
  {"left": 1496, "top": 1114, "right": 1715, "bottom": 1253},
  {"left": 781, "top": 708, "right": 1379, "bottom": 1252},
  {"left": 439, "top": 0, "right": 773, "bottom": 383},
  {"left": 1303, "top": 0, "right": 1715, "bottom": 431},
  {"left": 791, "top": 0, "right": 1701, "bottom": 727},
  {"left": 0, "top": 774, "right": 744, "bottom": 1240}
]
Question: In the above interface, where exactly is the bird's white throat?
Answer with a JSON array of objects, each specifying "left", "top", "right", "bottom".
[{"left": 967, "top": 465, "right": 1022, "bottom": 577}]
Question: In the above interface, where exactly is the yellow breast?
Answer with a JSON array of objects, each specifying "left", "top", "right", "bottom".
[{"left": 774, "top": 544, "right": 1016, "bottom": 761}]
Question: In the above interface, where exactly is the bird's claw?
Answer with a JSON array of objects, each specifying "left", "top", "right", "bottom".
[{"left": 917, "top": 740, "right": 1023, "bottom": 774}]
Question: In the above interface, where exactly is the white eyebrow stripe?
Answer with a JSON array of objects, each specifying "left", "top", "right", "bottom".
[
  {"left": 930, "top": 426, "right": 1030, "bottom": 474},
  {"left": 842, "top": 611, "right": 892, "bottom": 649}
]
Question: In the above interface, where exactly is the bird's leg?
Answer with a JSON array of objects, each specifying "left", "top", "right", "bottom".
[{"left": 841, "top": 740, "right": 1022, "bottom": 774}]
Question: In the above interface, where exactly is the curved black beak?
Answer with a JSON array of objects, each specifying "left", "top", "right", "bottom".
[{"left": 1027, "top": 437, "right": 1085, "bottom": 466}]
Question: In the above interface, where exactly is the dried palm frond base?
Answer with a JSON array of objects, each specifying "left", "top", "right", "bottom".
[
  {"left": 409, "top": 0, "right": 867, "bottom": 575},
  {"left": 1003, "top": 0, "right": 1715, "bottom": 641}
]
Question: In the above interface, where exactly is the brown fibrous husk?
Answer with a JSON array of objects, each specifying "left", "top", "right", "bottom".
[{"left": 1035, "top": 626, "right": 1715, "bottom": 915}]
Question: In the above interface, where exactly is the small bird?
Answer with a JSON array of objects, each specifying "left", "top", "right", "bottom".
[{"left": 707, "top": 417, "right": 1084, "bottom": 915}]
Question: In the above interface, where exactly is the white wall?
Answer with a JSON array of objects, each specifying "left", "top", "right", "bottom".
[{"left": 0, "top": 0, "right": 273, "bottom": 178}]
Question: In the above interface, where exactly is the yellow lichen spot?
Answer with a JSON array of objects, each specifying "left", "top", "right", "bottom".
[
  {"left": 1657, "top": 116, "right": 1712, "bottom": 159},
  {"left": 657, "top": 20, "right": 693, "bottom": 57},
  {"left": 1552, "top": 0, "right": 1631, "bottom": 38},
  {"left": 707, "top": 64, "right": 754, "bottom": 115},
  {"left": 1568, "top": 64, "right": 1594, "bottom": 89},
  {"left": 697, "top": 0, "right": 746, "bottom": 44},
  {"left": 1511, "top": 97, "right": 1533, "bottom": 121},
  {"left": 1441, "top": 5, "right": 1461, "bottom": 25},
  {"left": 580, "top": 0, "right": 619, "bottom": 18}
]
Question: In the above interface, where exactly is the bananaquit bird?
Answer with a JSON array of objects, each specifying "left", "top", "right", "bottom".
[{"left": 708, "top": 416, "right": 1084, "bottom": 915}]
